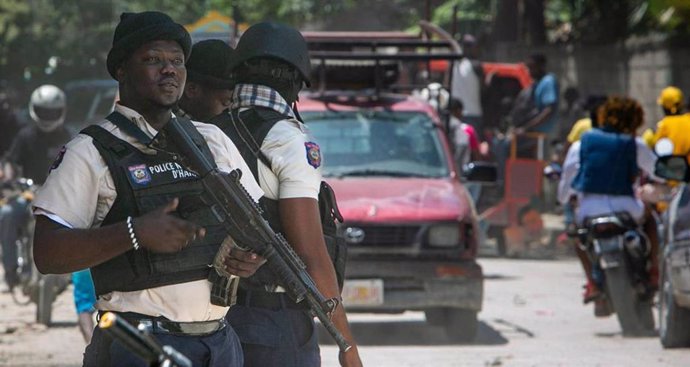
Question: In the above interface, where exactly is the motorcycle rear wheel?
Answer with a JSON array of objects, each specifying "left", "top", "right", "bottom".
[{"left": 605, "top": 265, "right": 655, "bottom": 337}]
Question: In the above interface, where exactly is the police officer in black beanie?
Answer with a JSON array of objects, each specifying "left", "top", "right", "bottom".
[
  {"left": 32, "top": 11, "right": 264, "bottom": 367},
  {"left": 177, "top": 39, "right": 235, "bottom": 122}
]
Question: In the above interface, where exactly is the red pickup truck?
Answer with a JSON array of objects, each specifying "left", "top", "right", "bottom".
[{"left": 299, "top": 91, "right": 486, "bottom": 342}]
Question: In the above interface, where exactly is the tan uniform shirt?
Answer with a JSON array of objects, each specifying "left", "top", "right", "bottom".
[
  {"left": 256, "top": 119, "right": 322, "bottom": 200},
  {"left": 33, "top": 104, "right": 263, "bottom": 322}
]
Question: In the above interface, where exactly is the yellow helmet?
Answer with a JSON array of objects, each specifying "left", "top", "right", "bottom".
[{"left": 657, "top": 86, "right": 684, "bottom": 113}]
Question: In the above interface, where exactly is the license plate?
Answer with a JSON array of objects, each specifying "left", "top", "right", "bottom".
[{"left": 342, "top": 279, "right": 384, "bottom": 306}]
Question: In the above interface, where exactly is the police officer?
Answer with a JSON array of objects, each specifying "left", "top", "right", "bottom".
[
  {"left": 1, "top": 84, "right": 71, "bottom": 290},
  {"left": 177, "top": 39, "right": 235, "bottom": 122},
  {"left": 210, "top": 22, "right": 363, "bottom": 367},
  {"left": 32, "top": 11, "right": 264, "bottom": 366}
]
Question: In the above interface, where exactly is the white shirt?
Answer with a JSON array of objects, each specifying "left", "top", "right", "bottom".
[
  {"left": 33, "top": 104, "right": 263, "bottom": 322},
  {"left": 256, "top": 118, "right": 322, "bottom": 200},
  {"left": 451, "top": 58, "right": 482, "bottom": 117},
  {"left": 559, "top": 136, "right": 660, "bottom": 224}
]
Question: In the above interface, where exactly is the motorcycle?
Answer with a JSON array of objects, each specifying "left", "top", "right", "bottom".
[
  {"left": 1, "top": 177, "right": 69, "bottom": 325},
  {"left": 578, "top": 211, "right": 656, "bottom": 336}
]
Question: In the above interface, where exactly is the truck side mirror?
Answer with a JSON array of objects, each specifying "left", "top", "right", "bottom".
[
  {"left": 462, "top": 161, "right": 497, "bottom": 182},
  {"left": 655, "top": 155, "right": 689, "bottom": 182}
]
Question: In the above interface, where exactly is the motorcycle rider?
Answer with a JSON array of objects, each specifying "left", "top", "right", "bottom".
[
  {"left": 559, "top": 96, "right": 662, "bottom": 315},
  {"left": 1, "top": 85, "right": 71, "bottom": 291},
  {"left": 643, "top": 86, "right": 690, "bottom": 161}
]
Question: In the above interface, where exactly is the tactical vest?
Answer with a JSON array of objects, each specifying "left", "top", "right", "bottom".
[
  {"left": 208, "top": 107, "right": 347, "bottom": 291},
  {"left": 572, "top": 128, "right": 638, "bottom": 197},
  {"left": 81, "top": 116, "right": 226, "bottom": 296}
]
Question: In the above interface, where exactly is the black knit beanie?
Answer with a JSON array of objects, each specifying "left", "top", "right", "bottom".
[
  {"left": 106, "top": 11, "right": 192, "bottom": 80},
  {"left": 186, "top": 40, "right": 235, "bottom": 89}
]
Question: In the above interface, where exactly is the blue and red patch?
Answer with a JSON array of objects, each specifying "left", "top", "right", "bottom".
[
  {"left": 49, "top": 146, "right": 66, "bottom": 172},
  {"left": 304, "top": 142, "right": 321, "bottom": 169},
  {"left": 128, "top": 164, "right": 152, "bottom": 185}
]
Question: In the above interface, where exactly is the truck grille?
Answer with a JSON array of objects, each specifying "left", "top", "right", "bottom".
[{"left": 342, "top": 225, "right": 421, "bottom": 247}]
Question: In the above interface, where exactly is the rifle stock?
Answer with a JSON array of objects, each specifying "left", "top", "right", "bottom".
[{"left": 163, "top": 118, "right": 351, "bottom": 352}]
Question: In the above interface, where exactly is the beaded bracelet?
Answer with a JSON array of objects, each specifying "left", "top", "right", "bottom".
[{"left": 126, "top": 216, "right": 140, "bottom": 250}]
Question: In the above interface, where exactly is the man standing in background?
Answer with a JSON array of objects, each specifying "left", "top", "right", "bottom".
[{"left": 451, "top": 34, "right": 484, "bottom": 134}]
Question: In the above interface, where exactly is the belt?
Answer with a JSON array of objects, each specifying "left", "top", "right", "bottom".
[
  {"left": 235, "top": 289, "right": 307, "bottom": 311},
  {"left": 98, "top": 311, "right": 227, "bottom": 336}
]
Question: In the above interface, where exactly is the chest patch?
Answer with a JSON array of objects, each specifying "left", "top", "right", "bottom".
[
  {"left": 305, "top": 142, "right": 321, "bottom": 169},
  {"left": 128, "top": 164, "right": 152, "bottom": 185}
]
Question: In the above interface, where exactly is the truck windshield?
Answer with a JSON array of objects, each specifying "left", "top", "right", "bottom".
[{"left": 302, "top": 110, "right": 449, "bottom": 178}]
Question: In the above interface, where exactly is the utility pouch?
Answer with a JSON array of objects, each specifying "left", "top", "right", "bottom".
[{"left": 319, "top": 181, "right": 347, "bottom": 291}]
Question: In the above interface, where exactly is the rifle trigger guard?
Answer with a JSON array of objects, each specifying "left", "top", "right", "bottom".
[{"left": 325, "top": 297, "right": 342, "bottom": 319}]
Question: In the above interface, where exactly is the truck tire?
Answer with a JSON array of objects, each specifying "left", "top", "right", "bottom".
[
  {"left": 659, "top": 264, "right": 690, "bottom": 348},
  {"left": 424, "top": 308, "right": 446, "bottom": 326},
  {"left": 605, "top": 265, "right": 654, "bottom": 337},
  {"left": 444, "top": 308, "right": 478, "bottom": 343}
]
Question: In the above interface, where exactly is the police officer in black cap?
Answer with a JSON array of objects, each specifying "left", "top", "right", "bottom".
[
  {"left": 32, "top": 11, "right": 264, "bottom": 366},
  {"left": 177, "top": 39, "right": 235, "bottom": 122},
  {"left": 208, "top": 22, "right": 363, "bottom": 367}
]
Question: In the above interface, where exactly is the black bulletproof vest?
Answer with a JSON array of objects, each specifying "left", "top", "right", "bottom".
[
  {"left": 208, "top": 108, "right": 347, "bottom": 290},
  {"left": 80, "top": 118, "right": 226, "bottom": 296}
]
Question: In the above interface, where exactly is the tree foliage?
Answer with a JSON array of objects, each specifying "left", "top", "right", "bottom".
[{"left": 2, "top": 0, "right": 690, "bottom": 99}]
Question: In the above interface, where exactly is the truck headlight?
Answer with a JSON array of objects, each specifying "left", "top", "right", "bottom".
[{"left": 427, "top": 225, "right": 460, "bottom": 247}]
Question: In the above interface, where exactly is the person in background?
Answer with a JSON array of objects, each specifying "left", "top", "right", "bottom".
[
  {"left": 0, "top": 83, "right": 22, "bottom": 157},
  {"left": 559, "top": 95, "right": 608, "bottom": 234},
  {"left": 515, "top": 53, "right": 559, "bottom": 137},
  {"left": 559, "top": 96, "right": 661, "bottom": 315},
  {"left": 448, "top": 98, "right": 487, "bottom": 169},
  {"left": 643, "top": 86, "right": 690, "bottom": 161},
  {"left": 176, "top": 39, "right": 235, "bottom": 122},
  {"left": 450, "top": 34, "right": 484, "bottom": 134},
  {"left": 1, "top": 85, "right": 71, "bottom": 291},
  {"left": 72, "top": 269, "right": 96, "bottom": 343}
]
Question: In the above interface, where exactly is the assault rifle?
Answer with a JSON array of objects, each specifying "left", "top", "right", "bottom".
[
  {"left": 157, "top": 118, "right": 351, "bottom": 352},
  {"left": 98, "top": 312, "right": 192, "bottom": 367}
]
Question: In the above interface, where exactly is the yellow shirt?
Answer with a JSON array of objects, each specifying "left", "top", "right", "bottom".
[
  {"left": 567, "top": 118, "right": 592, "bottom": 143},
  {"left": 650, "top": 114, "right": 690, "bottom": 160}
]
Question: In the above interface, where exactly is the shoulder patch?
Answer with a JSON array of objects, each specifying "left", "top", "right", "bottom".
[
  {"left": 304, "top": 141, "right": 321, "bottom": 169},
  {"left": 49, "top": 146, "right": 67, "bottom": 172}
]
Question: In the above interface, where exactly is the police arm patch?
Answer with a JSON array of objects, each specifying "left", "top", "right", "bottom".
[
  {"left": 304, "top": 141, "right": 321, "bottom": 169},
  {"left": 49, "top": 146, "right": 67, "bottom": 172}
]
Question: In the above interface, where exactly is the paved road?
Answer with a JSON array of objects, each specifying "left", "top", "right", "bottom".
[{"left": 1, "top": 258, "right": 689, "bottom": 366}]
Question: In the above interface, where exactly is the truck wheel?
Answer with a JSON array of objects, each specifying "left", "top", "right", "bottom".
[
  {"left": 424, "top": 308, "right": 446, "bottom": 326},
  {"left": 659, "top": 264, "right": 690, "bottom": 348},
  {"left": 444, "top": 309, "right": 478, "bottom": 343}
]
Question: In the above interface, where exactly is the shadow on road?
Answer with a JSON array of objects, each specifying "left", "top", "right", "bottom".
[
  {"left": 318, "top": 320, "right": 508, "bottom": 346},
  {"left": 48, "top": 321, "right": 77, "bottom": 328}
]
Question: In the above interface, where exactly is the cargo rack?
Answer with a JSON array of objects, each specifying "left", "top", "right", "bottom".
[{"left": 304, "top": 31, "right": 464, "bottom": 99}]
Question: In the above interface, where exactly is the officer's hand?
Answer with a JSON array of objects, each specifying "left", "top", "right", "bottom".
[
  {"left": 339, "top": 346, "right": 363, "bottom": 367},
  {"left": 135, "top": 198, "right": 205, "bottom": 253},
  {"left": 221, "top": 246, "right": 266, "bottom": 278}
]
